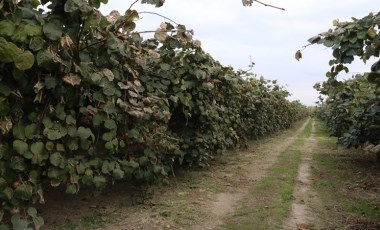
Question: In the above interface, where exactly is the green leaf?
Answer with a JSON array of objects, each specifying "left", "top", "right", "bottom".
[
  {"left": 66, "top": 139, "right": 79, "bottom": 150},
  {"left": 13, "top": 140, "right": 29, "bottom": 155},
  {"left": 43, "top": 20, "right": 63, "bottom": 40},
  {"left": 44, "top": 76, "right": 57, "bottom": 89},
  {"left": 101, "top": 161, "right": 114, "bottom": 174},
  {"left": 103, "top": 84, "right": 119, "bottom": 96},
  {"left": 30, "top": 142, "right": 44, "bottom": 155},
  {"left": 0, "top": 144, "right": 10, "bottom": 160},
  {"left": 0, "top": 83, "right": 11, "bottom": 96},
  {"left": 47, "top": 167, "right": 61, "bottom": 179},
  {"left": 10, "top": 157, "right": 26, "bottom": 171},
  {"left": 93, "top": 175, "right": 106, "bottom": 188},
  {"left": 36, "top": 50, "right": 54, "bottom": 68},
  {"left": 83, "top": 11, "right": 102, "bottom": 30},
  {"left": 29, "top": 37, "right": 45, "bottom": 51},
  {"left": 11, "top": 29, "right": 28, "bottom": 43},
  {"left": 112, "top": 168, "right": 124, "bottom": 180},
  {"left": 24, "top": 24, "right": 42, "bottom": 36},
  {"left": 102, "top": 131, "right": 116, "bottom": 141},
  {"left": 27, "top": 207, "right": 38, "bottom": 218},
  {"left": 56, "top": 143, "right": 65, "bottom": 152},
  {"left": 82, "top": 175, "right": 93, "bottom": 185},
  {"left": 0, "top": 178, "right": 7, "bottom": 190},
  {"left": 25, "top": 124, "right": 39, "bottom": 139},
  {"left": 42, "top": 118, "right": 53, "bottom": 129},
  {"left": 0, "top": 224, "right": 9, "bottom": 230},
  {"left": 27, "top": 207, "right": 44, "bottom": 230},
  {"left": 45, "top": 142, "right": 54, "bottom": 152},
  {"left": 13, "top": 184, "right": 33, "bottom": 200},
  {"left": 124, "top": 160, "right": 139, "bottom": 169},
  {"left": 18, "top": 6, "right": 35, "bottom": 18},
  {"left": 89, "top": 0, "right": 101, "bottom": 9},
  {"left": 2, "top": 187, "right": 13, "bottom": 200},
  {"left": 65, "top": 0, "right": 93, "bottom": 13},
  {"left": 32, "top": 216, "right": 44, "bottom": 230},
  {"left": 49, "top": 152, "right": 64, "bottom": 167},
  {"left": 0, "top": 37, "right": 22, "bottom": 63},
  {"left": 104, "top": 119, "right": 117, "bottom": 130},
  {"left": 66, "top": 115, "right": 76, "bottom": 125},
  {"left": 11, "top": 214, "right": 29, "bottom": 230},
  {"left": 0, "top": 20, "right": 16, "bottom": 37},
  {"left": 80, "top": 139, "right": 91, "bottom": 150},
  {"left": 0, "top": 209, "right": 4, "bottom": 222},
  {"left": 160, "top": 63, "right": 171, "bottom": 71},
  {"left": 139, "top": 156, "right": 149, "bottom": 167},
  {"left": 92, "top": 113, "right": 106, "bottom": 126},
  {"left": 77, "top": 126, "right": 94, "bottom": 141},
  {"left": 323, "top": 39, "right": 335, "bottom": 47},
  {"left": 104, "top": 141, "right": 114, "bottom": 150},
  {"left": 14, "top": 51, "right": 35, "bottom": 70},
  {"left": 31, "top": 148, "right": 48, "bottom": 165},
  {"left": 44, "top": 128, "right": 66, "bottom": 140},
  {"left": 128, "top": 129, "right": 140, "bottom": 139},
  {"left": 28, "top": 170, "right": 40, "bottom": 185},
  {"left": 76, "top": 163, "right": 86, "bottom": 174},
  {"left": 65, "top": 183, "right": 79, "bottom": 194},
  {"left": 31, "top": 0, "right": 41, "bottom": 8}
]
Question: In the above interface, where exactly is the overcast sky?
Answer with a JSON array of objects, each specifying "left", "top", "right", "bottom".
[{"left": 100, "top": 0, "right": 377, "bottom": 106}]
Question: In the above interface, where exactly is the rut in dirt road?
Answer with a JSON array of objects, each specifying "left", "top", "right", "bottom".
[{"left": 283, "top": 120, "right": 323, "bottom": 229}]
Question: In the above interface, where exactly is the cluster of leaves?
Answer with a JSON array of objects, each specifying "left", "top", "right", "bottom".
[
  {"left": 310, "top": 12, "right": 380, "bottom": 148},
  {"left": 0, "top": 0, "right": 308, "bottom": 228}
]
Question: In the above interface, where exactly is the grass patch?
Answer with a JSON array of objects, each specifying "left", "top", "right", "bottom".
[
  {"left": 224, "top": 119, "right": 313, "bottom": 230},
  {"left": 61, "top": 212, "right": 108, "bottom": 230},
  {"left": 311, "top": 119, "right": 380, "bottom": 229}
]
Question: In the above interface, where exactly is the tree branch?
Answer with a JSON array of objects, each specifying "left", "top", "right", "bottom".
[
  {"left": 253, "top": 0, "right": 285, "bottom": 11},
  {"left": 128, "top": 0, "right": 139, "bottom": 10},
  {"left": 139, "top": 11, "right": 179, "bottom": 25}
]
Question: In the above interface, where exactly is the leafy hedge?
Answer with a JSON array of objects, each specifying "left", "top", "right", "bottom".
[
  {"left": 310, "top": 12, "right": 380, "bottom": 149},
  {"left": 0, "top": 1, "right": 308, "bottom": 228}
]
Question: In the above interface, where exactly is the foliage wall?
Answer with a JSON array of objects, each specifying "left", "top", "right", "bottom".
[{"left": 311, "top": 12, "right": 380, "bottom": 149}]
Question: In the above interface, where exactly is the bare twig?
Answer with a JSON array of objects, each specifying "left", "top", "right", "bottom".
[
  {"left": 301, "top": 43, "right": 312, "bottom": 51},
  {"left": 139, "top": 11, "right": 179, "bottom": 25},
  {"left": 253, "top": 0, "right": 285, "bottom": 11},
  {"left": 129, "top": 29, "right": 192, "bottom": 34},
  {"left": 128, "top": 0, "right": 139, "bottom": 10}
]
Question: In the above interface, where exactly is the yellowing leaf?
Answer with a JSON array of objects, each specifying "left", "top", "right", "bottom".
[
  {"left": 367, "top": 26, "right": 377, "bottom": 39},
  {"left": 128, "top": 90, "right": 138, "bottom": 98},
  {"left": 63, "top": 73, "right": 81, "bottom": 86},
  {"left": 128, "top": 110, "right": 144, "bottom": 118},
  {"left": 295, "top": 50, "right": 302, "bottom": 61},
  {"left": 102, "top": 68, "right": 114, "bottom": 81},
  {"left": 154, "top": 29, "right": 168, "bottom": 42}
]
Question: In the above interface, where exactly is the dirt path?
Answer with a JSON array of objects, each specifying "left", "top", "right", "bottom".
[{"left": 283, "top": 120, "right": 323, "bottom": 230}]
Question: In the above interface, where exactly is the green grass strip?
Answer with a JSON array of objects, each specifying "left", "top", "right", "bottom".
[{"left": 312, "top": 119, "right": 380, "bottom": 227}]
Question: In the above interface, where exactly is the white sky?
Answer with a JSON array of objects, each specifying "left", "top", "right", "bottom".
[{"left": 100, "top": 0, "right": 377, "bottom": 106}]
